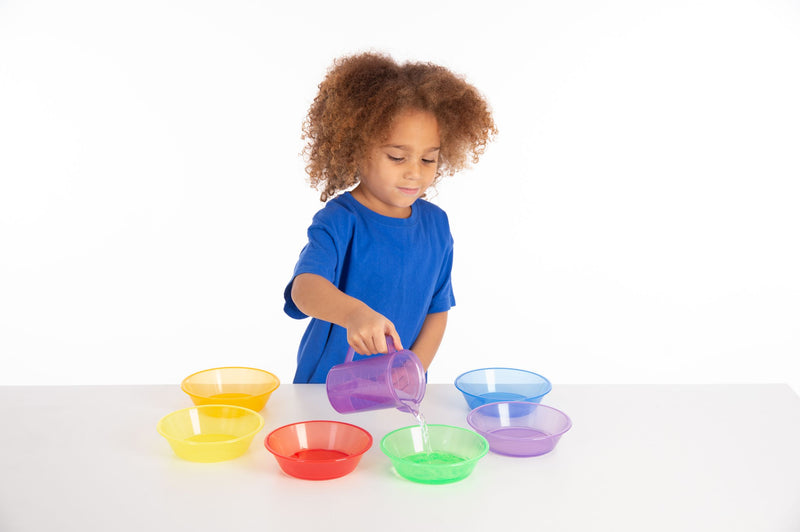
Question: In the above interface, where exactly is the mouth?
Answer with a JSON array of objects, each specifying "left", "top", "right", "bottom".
[{"left": 397, "top": 187, "right": 420, "bottom": 196}]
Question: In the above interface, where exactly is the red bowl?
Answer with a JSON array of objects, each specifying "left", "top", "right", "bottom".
[{"left": 264, "top": 420, "right": 372, "bottom": 480}]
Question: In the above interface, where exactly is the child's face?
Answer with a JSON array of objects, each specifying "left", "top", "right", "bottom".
[{"left": 353, "top": 108, "right": 440, "bottom": 218}]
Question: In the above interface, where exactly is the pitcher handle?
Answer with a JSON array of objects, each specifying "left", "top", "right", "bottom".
[{"left": 345, "top": 335, "right": 398, "bottom": 362}]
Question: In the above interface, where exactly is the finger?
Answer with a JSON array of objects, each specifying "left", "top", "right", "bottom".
[
  {"left": 348, "top": 335, "right": 370, "bottom": 357},
  {"left": 376, "top": 334, "right": 388, "bottom": 354},
  {"left": 386, "top": 325, "right": 403, "bottom": 351},
  {"left": 364, "top": 336, "right": 380, "bottom": 355}
]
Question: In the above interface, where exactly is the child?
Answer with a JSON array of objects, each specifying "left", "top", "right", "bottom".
[{"left": 284, "top": 52, "right": 496, "bottom": 384}]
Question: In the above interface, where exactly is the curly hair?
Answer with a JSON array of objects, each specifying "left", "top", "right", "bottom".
[{"left": 302, "top": 52, "right": 497, "bottom": 202}]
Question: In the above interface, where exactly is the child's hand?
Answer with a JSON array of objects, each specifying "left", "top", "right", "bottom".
[{"left": 344, "top": 306, "right": 403, "bottom": 356}]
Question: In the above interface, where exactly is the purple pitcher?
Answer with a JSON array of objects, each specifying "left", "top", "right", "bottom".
[{"left": 326, "top": 336, "right": 426, "bottom": 414}]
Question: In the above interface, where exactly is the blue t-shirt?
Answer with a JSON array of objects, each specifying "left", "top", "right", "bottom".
[{"left": 284, "top": 192, "right": 455, "bottom": 383}]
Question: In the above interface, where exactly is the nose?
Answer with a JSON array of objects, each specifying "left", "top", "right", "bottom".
[{"left": 404, "top": 160, "right": 423, "bottom": 181}]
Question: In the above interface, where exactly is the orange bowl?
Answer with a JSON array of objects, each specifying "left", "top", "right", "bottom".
[{"left": 181, "top": 367, "right": 280, "bottom": 411}]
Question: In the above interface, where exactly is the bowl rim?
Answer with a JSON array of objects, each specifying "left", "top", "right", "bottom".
[
  {"left": 156, "top": 404, "right": 265, "bottom": 444},
  {"left": 180, "top": 366, "right": 281, "bottom": 398},
  {"left": 454, "top": 367, "right": 552, "bottom": 400},
  {"left": 466, "top": 401, "right": 573, "bottom": 439},
  {"left": 264, "top": 420, "right": 373, "bottom": 462},
  {"left": 379, "top": 424, "right": 489, "bottom": 466}
]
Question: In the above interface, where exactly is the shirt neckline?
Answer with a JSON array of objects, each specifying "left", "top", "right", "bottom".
[{"left": 342, "top": 191, "right": 421, "bottom": 226}]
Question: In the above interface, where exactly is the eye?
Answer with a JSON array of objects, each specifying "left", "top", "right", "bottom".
[
  {"left": 422, "top": 158, "right": 437, "bottom": 165},
  {"left": 387, "top": 155, "right": 404, "bottom": 162}
]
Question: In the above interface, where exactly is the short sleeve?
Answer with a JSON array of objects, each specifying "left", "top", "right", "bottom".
[
  {"left": 283, "top": 216, "right": 341, "bottom": 319},
  {"left": 427, "top": 234, "right": 456, "bottom": 314}
]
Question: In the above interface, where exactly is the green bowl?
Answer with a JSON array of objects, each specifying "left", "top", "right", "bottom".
[{"left": 380, "top": 424, "right": 488, "bottom": 484}]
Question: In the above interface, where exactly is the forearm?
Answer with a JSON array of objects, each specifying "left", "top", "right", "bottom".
[
  {"left": 290, "top": 273, "right": 368, "bottom": 329},
  {"left": 290, "top": 272, "right": 403, "bottom": 354},
  {"left": 410, "top": 311, "right": 448, "bottom": 371}
]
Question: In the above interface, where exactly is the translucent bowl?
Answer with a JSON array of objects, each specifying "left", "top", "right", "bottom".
[
  {"left": 157, "top": 405, "right": 264, "bottom": 462},
  {"left": 467, "top": 401, "right": 572, "bottom": 457},
  {"left": 454, "top": 367, "right": 552, "bottom": 410},
  {"left": 181, "top": 367, "right": 280, "bottom": 412},
  {"left": 380, "top": 424, "right": 488, "bottom": 484},
  {"left": 265, "top": 421, "right": 373, "bottom": 480}
]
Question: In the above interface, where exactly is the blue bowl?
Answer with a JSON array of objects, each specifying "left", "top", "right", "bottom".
[{"left": 454, "top": 368, "right": 552, "bottom": 410}]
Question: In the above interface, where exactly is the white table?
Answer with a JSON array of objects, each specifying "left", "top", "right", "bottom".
[{"left": 1, "top": 383, "right": 799, "bottom": 531}]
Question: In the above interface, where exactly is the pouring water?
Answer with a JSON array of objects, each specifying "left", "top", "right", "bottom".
[{"left": 401, "top": 400, "right": 432, "bottom": 455}]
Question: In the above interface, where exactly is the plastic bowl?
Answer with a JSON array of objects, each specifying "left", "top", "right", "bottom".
[
  {"left": 454, "top": 367, "right": 552, "bottom": 409},
  {"left": 157, "top": 404, "right": 264, "bottom": 462},
  {"left": 380, "top": 424, "right": 488, "bottom": 484},
  {"left": 467, "top": 401, "right": 572, "bottom": 457},
  {"left": 181, "top": 367, "right": 280, "bottom": 411},
  {"left": 265, "top": 420, "right": 373, "bottom": 480}
]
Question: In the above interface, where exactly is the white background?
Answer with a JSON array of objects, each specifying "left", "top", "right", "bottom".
[{"left": 1, "top": 0, "right": 798, "bottom": 392}]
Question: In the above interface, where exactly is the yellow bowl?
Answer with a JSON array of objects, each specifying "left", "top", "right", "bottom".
[
  {"left": 181, "top": 367, "right": 280, "bottom": 412},
  {"left": 157, "top": 405, "right": 265, "bottom": 462}
]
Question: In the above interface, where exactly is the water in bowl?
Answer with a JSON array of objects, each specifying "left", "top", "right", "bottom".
[
  {"left": 394, "top": 404, "right": 471, "bottom": 473},
  {"left": 478, "top": 391, "right": 527, "bottom": 402},
  {"left": 186, "top": 433, "right": 236, "bottom": 443},
  {"left": 489, "top": 427, "right": 549, "bottom": 439},
  {"left": 291, "top": 449, "right": 350, "bottom": 460},
  {"left": 404, "top": 451, "right": 465, "bottom": 465},
  {"left": 210, "top": 392, "right": 252, "bottom": 400}
]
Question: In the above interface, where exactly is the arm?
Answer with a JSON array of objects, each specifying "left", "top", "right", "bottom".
[
  {"left": 290, "top": 272, "right": 403, "bottom": 355},
  {"left": 410, "top": 311, "right": 448, "bottom": 371}
]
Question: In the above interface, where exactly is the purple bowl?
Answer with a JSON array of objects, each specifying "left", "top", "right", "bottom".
[{"left": 466, "top": 401, "right": 572, "bottom": 457}]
